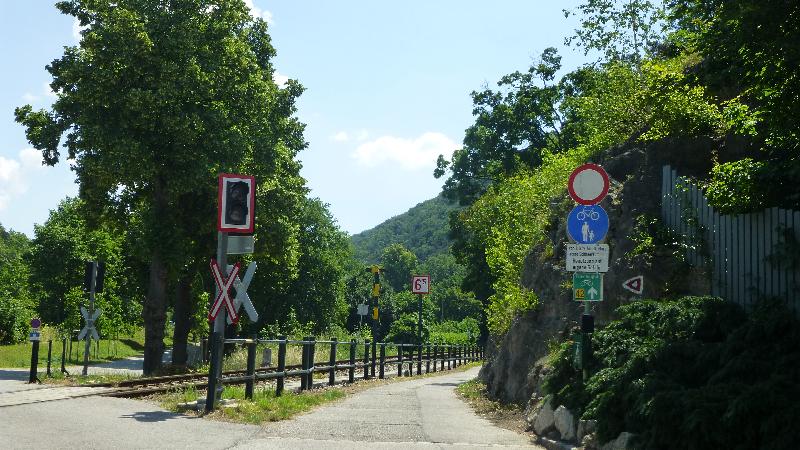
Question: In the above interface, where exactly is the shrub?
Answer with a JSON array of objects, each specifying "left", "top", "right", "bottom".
[{"left": 543, "top": 296, "right": 800, "bottom": 449}]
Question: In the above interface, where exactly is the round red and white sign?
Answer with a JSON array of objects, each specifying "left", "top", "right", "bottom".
[{"left": 568, "top": 163, "right": 609, "bottom": 205}]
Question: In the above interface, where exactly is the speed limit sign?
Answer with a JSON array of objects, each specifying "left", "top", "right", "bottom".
[{"left": 411, "top": 275, "right": 431, "bottom": 294}]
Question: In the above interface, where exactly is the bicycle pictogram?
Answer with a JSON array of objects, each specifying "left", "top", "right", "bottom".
[{"left": 576, "top": 207, "right": 600, "bottom": 221}]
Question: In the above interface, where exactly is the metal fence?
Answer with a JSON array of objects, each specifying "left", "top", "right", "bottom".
[{"left": 661, "top": 165, "right": 800, "bottom": 314}]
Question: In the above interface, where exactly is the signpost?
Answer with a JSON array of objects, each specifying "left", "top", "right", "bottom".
[
  {"left": 81, "top": 261, "right": 103, "bottom": 376},
  {"left": 566, "top": 244, "right": 609, "bottom": 272},
  {"left": 622, "top": 276, "right": 644, "bottom": 295},
  {"left": 208, "top": 173, "right": 257, "bottom": 412},
  {"left": 565, "top": 163, "right": 610, "bottom": 381},
  {"left": 28, "top": 318, "right": 42, "bottom": 383},
  {"left": 411, "top": 275, "right": 430, "bottom": 374}
]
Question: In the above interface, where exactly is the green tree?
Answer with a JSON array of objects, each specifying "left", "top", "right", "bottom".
[
  {"left": 435, "top": 48, "right": 569, "bottom": 206},
  {"left": 564, "top": 0, "right": 667, "bottom": 62},
  {"left": 380, "top": 244, "right": 418, "bottom": 292},
  {"left": 0, "top": 224, "right": 34, "bottom": 344},
  {"left": 16, "top": 0, "right": 307, "bottom": 373}
]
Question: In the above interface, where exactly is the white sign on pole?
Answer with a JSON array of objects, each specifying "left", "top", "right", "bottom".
[
  {"left": 411, "top": 275, "right": 430, "bottom": 294},
  {"left": 224, "top": 261, "right": 259, "bottom": 324},
  {"left": 566, "top": 244, "right": 609, "bottom": 272},
  {"left": 357, "top": 304, "right": 368, "bottom": 316}
]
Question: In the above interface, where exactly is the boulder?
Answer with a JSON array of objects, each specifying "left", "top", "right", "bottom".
[
  {"left": 578, "top": 419, "right": 597, "bottom": 441},
  {"left": 554, "top": 405, "right": 577, "bottom": 442},
  {"left": 600, "top": 432, "right": 636, "bottom": 450},
  {"left": 532, "top": 396, "right": 556, "bottom": 435}
]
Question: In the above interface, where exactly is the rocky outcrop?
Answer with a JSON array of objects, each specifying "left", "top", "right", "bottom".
[
  {"left": 530, "top": 396, "right": 556, "bottom": 436},
  {"left": 600, "top": 432, "right": 636, "bottom": 450},
  {"left": 479, "top": 136, "right": 717, "bottom": 405},
  {"left": 554, "top": 405, "right": 577, "bottom": 442}
]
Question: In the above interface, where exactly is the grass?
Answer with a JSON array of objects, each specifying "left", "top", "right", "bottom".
[
  {"left": 456, "top": 378, "right": 522, "bottom": 416},
  {"left": 41, "top": 370, "right": 139, "bottom": 386}
]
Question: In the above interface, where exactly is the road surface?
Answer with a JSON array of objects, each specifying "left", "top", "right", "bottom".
[{"left": 0, "top": 366, "right": 541, "bottom": 449}]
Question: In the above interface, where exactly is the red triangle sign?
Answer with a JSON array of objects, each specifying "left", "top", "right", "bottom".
[{"left": 622, "top": 276, "right": 643, "bottom": 295}]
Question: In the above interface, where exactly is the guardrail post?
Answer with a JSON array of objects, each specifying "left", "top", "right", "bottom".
[
  {"left": 308, "top": 336, "right": 316, "bottom": 389},
  {"left": 379, "top": 343, "right": 386, "bottom": 379},
  {"left": 46, "top": 340, "right": 52, "bottom": 377},
  {"left": 417, "top": 343, "right": 422, "bottom": 375},
  {"left": 425, "top": 344, "right": 431, "bottom": 373},
  {"left": 60, "top": 338, "right": 68, "bottom": 374},
  {"left": 301, "top": 336, "right": 309, "bottom": 391},
  {"left": 371, "top": 340, "right": 377, "bottom": 378},
  {"left": 348, "top": 339, "right": 356, "bottom": 383},
  {"left": 448, "top": 345, "right": 452, "bottom": 370},
  {"left": 397, "top": 345, "right": 403, "bottom": 377},
  {"left": 432, "top": 345, "right": 437, "bottom": 372},
  {"left": 363, "top": 340, "right": 370, "bottom": 380},
  {"left": 245, "top": 339, "right": 257, "bottom": 399},
  {"left": 277, "top": 336, "right": 287, "bottom": 396},
  {"left": 328, "top": 337, "right": 337, "bottom": 386},
  {"left": 201, "top": 338, "right": 208, "bottom": 363}
]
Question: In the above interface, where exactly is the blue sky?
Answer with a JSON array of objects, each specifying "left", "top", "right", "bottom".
[{"left": 0, "top": 1, "right": 593, "bottom": 237}]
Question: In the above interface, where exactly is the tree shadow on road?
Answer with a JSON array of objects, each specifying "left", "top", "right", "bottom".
[{"left": 121, "top": 411, "right": 195, "bottom": 423}]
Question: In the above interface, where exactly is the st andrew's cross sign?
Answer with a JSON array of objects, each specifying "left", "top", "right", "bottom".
[{"left": 209, "top": 259, "right": 241, "bottom": 324}]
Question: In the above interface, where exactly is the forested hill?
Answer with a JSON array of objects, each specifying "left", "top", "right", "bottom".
[{"left": 350, "top": 194, "right": 460, "bottom": 263}]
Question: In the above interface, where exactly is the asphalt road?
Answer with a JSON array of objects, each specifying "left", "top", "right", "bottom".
[{"left": 0, "top": 366, "right": 541, "bottom": 449}]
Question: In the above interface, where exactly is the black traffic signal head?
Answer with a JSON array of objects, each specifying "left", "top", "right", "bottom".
[{"left": 225, "top": 181, "right": 249, "bottom": 225}]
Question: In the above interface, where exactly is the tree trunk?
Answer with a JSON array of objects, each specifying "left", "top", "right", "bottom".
[
  {"left": 171, "top": 271, "right": 194, "bottom": 366},
  {"left": 143, "top": 252, "right": 168, "bottom": 375}
]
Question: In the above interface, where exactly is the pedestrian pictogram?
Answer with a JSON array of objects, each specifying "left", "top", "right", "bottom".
[
  {"left": 568, "top": 163, "right": 609, "bottom": 205},
  {"left": 622, "top": 275, "right": 644, "bottom": 295},
  {"left": 209, "top": 259, "right": 241, "bottom": 324},
  {"left": 573, "top": 273, "right": 603, "bottom": 302},
  {"left": 411, "top": 275, "right": 430, "bottom": 294},
  {"left": 567, "top": 205, "right": 609, "bottom": 244}
]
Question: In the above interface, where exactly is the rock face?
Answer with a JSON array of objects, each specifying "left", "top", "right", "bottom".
[
  {"left": 531, "top": 397, "right": 556, "bottom": 436},
  {"left": 600, "top": 432, "right": 636, "bottom": 450},
  {"left": 554, "top": 405, "right": 577, "bottom": 442},
  {"left": 479, "top": 136, "right": 718, "bottom": 405},
  {"left": 578, "top": 419, "right": 597, "bottom": 441}
]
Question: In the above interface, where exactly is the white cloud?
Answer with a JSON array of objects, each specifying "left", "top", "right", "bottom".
[
  {"left": 352, "top": 132, "right": 458, "bottom": 170},
  {"left": 22, "top": 93, "right": 37, "bottom": 103},
  {"left": 272, "top": 71, "right": 289, "bottom": 87},
  {"left": 244, "top": 0, "right": 273, "bottom": 23},
  {"left": 0, "top": 149, "right": 44, "bottom": 211},
  {"left": 21, "top": 83, "right": 58, "bottom": 104},
  {"left": 331, "top": 131, "right": 349, "bottom": 142},
  {"left": 355, "top": 129, "right": 369, "bottom": 141}
]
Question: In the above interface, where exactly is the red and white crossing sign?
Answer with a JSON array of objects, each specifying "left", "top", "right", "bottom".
[
  {"left": 411, "top": 275, "right": 430, "bottom": 294},
  {"left": 209, "top": 259, "right": 241, "bottom": 324},
  {"left": 568, "top": 163, "right": 609, "bottom": 205},
  {"left": 622, "top": 275, "right": 644, "bottom": 295}
]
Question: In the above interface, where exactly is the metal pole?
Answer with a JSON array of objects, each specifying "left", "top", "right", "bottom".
[
  {"left": 276, "top": 336, "right": 287, "bottom": 396},
  {"left": 363, "top": 340, "right": 370, "bottom": 380},
  {"left": 300, "top": 337, "right": 309, "bottom": 390},
  {"left": 417, "top": 294, "right": 423, "bottom": 374},
  {"left": 206, "top": 232, "right": 228, "bottom": 412},
  {"left": 379, "top": 343, "right": 386, "bottom": 379},
  {"left": 82, "top": 262, "right": 96, "bottom": 376},
  {"left": 28, "top": 340, "right": 40, "bottom": 383},
  {"left": 46, "top": 340, "right": 52, "bottom": 377},
  {"left": 245, "top": 339, "right": 256, "bottom": 399},
  {"left": 426, "top": 344, "right": 431, "bottom": 373},
  {"left": 60, "top": 338, "right": 67, "bottom": 374}
]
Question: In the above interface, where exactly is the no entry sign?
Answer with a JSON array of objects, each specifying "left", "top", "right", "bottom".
[{"left": 568, "top": 163, "right": 609, "bottom": 205}]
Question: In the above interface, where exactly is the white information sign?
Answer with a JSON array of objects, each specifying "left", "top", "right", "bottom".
[
  {"left": 357, "top": 303, "right": 368, "bottom": 316},
  {"left": 411, "top": 275, "right": 431, "bottom": 294},
  {"left": 566, "top": 244, "right": 609, "bottom": 272}
]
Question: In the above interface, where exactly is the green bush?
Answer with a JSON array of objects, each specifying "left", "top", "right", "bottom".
[
  {"left": 543, "top": 296, "right": 800, "bottom": 449},
  {"left": 0, "top": 297, "right": 33, "bottom": 344}
]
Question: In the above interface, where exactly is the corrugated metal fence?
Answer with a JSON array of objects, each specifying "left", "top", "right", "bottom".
[{"left": 661, "top": 165, "right": 800, "bottom": 314}]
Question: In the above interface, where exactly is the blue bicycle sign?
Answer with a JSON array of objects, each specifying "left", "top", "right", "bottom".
[{"left": 567, "top": 205, "right": 608, "bottom": 244}]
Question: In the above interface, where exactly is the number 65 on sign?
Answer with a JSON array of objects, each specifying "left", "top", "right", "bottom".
[{"left": 411, "top": 275, "right": 430, "bottom": 294}]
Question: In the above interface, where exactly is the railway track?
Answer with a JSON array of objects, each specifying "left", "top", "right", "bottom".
[{"left": 98, "top": 356, "right": 405, "bottom": 398}]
